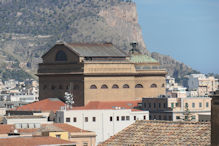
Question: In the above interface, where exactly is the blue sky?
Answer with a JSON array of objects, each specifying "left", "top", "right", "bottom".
[{"left": 134, "top": 0, "right": 219, "bottom": 74}]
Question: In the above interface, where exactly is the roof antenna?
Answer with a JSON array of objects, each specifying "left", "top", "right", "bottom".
[{"left": 129, "top": 42, "right": 138, "bottom": 54}]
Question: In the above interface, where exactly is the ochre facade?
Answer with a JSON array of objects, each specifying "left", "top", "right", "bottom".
[{"left": 37, "top": 43, "right": 167, "bottom": 106}]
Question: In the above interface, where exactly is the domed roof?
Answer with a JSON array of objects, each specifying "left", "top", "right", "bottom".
[{"left": 130, "top": 54, "right": 158, "bottom": 63}]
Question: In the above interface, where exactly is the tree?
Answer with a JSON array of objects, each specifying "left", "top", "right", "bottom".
[{"left": 183, "top": 104, "right": 194, "bottom": 121}]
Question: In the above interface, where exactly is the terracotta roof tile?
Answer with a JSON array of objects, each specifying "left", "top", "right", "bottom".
[
  {"left": 100, "top": 120, "right": 210, "bottom": 146},
  {"left": 0, "top": 125, "right": 14, "bottom": 134},
  {"left": 70, "top": 100, "right": 141, "bottom": 111},
  {"left": 52, "top": 123, "right": 89, "bottom": 133},
  {"left": 15, "top": 98, "right": 65, "bottom": 112},
  {"left": 0, "top": 123, "right": 89, "bottom": 135},
  {"left": 0, "top": 136, "right": 74, "bottom": 146}
]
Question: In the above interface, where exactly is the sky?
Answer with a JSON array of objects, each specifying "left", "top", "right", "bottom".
[{"left": 134, "top": 0, "right": 219, "bottom": 74}]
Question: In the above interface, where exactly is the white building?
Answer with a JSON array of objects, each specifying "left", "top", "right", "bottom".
[
  {"left": 2, "top": 115, "right": 50, "bottom": 125},
  {"left": 9, "top": 94, "right": 38, "bottom": 103},
  {"left": 166, "top": 76, "right": 187, "bottom": 98},
  {"left": 4, "top": 79, "right": 18, "bottom": 90},
  {"left": 55, "top": 101, "right": 149, "bottom": 144},
  {"left": 188, "top": 74, "right": 218, "bottom": 96}
]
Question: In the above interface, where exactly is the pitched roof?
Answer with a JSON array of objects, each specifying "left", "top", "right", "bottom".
[
  {"left": 0, "top": 125, "right": 14, "bottom": 134},
  {"left": 65, "top": 43, "right": 127, "bottom": 57},
  {"left": 0, "top": 123, "right": 89, "bottom": 135},
  {"left": 15, "top": 98, "right": 65, "bottom": 112},
  {"left": 0, "top": 136, "right": 74, "bottom": 146},
  {"left": 0, "top": 124, "right": 38, "bottom": 134},
  {"left": 70, "top": 100, "right": 141, "bottom": 111},
  {"left": 52, "top": 123, "right": 89, "bottom": 133},
  {"left": 101, "top": 120, "right": 210, "bottom": 146}
]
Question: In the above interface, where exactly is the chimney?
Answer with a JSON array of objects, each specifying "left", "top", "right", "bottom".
[{"left": 211, "top": 90, "right": 219, "bottom": 146}]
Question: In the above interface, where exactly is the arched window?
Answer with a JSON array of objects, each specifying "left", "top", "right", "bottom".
[
  {"left": 56, "top": 50, "right": 67, "bottom": 61},
  {"left": 151, "top": 84, "right": 157, "bottom": 88},
  {"left": 90, "top": 85, "right": 97, "bottom": 89},
  {"left": 162, "top": 83, "right": 165, "bottom": 88},
  {"left": 123, "top": 84, "right": 129, "bottom": 88},
  {"left": 59, "top": 85, "right": 63, "bottom": 90},
  {"left": 135, "top": 84, "right": 143, "bottom": 88},
  {"left": 112, "top": 84, "right": 119, "bottom": 89},
  {"left": 51, "top": 85, "right": 56, "bottom": 90},
  {"left": 101, "top": 84, "right": 108, "bottom": 89}
]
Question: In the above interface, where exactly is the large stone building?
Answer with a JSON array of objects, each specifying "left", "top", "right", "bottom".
[{"left": 37, "top": 42, "right": 167, "bottom": 106}]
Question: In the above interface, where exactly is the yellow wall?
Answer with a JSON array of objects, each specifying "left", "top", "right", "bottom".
[{"left": 48, "top": 131, "right": 69, "bottom": 141}]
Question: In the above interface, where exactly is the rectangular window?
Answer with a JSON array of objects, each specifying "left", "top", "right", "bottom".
[
  {"left": 73, "top": 117, "right": 77, "bottom": 122},
  {"left": 163, "top": 115, "right": 167, "bottom": 120},
  {"left": 144, "top": 103, "right": 146, "bottom": 108},
  {"left": 192, "top": 103, "right": 195, "bottom": 108},
  {"left": 85, "top": 117, "right": 88, "bottom": 122},
  {"left": 163, "top": 103, "right": 166, "bottom": 108},
  {"left": 169, "top": 116, "right": 172, "bottom": 121},
  {"left": 149, "top": 103, "right": 151, "bottom": 108},
  {"left": 175, "top": 103, "right": 178, "bottom": 107},
  {"left": 154, "top": 103, "right": 156, "bottom": 108},
  {"left": 56, "top": 134, "right": 61, "bottom": 138},
  {"left": 126, "top": 116, "right": 130, "bottom": 121},
  {"left": 121, "top": 116, "right": 125, "bottom": 121},
  {"left": 171, "top": 103, "right": 174, "bottom": 108},
  {"left": 206, "top": 102, "right": 209, "bottom": 107},
  {"left": 159, "top": 103, "right": 161, "bottom": 108},
  {"left": 149, "top": 115, "right": 151, "bottom": 120},
  {"left": 117, "top": 116, "right": 119, "bottom": 121},
  {"left": 66, "top": 117, "right": 70, "bottom": 122},
  {"left": 199, "top": 102, "right": 202, "bottom": 108},
  {"left": 192, "top": 116, "right": 196, "bottom": 120},
  {"left": 110, "top": 116, "right": 113, "bottom": 121},
  {"left": 93, "top": 117, "right": 96, "bottom": 122},
  {"left": 185, "top": 103, "right": 188, "bottom": 108},
  {"left": 153, "top": 115, "right": 156, "bottom": 120},
  {"left": 159, "top": 115, "right": 161, "bottom": 120},
  {"left": 134, "top": 116, "right": 136, "bottom": 120},
  {"left": 143, "top": 115, "right": 146, "bottom": 120},
  {"left": 176, "top": 116, "right": 180, "bottom": 119}
]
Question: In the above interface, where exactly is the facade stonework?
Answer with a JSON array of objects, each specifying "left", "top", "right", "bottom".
[{"left": 37, "top": 43, "right": 167, "bottom": 106}]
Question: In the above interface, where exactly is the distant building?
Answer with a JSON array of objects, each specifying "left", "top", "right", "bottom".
[
  {"left": 55, "top": 100, "right": 149, "bottom": 144},
  {"left": 0, "top": 123, "right": 96, "bottom": 146},
  {"left": 141, "top": 97, "right": 172, "bottom": 121},
  {"left": 140, "top": 96, "right": 211, "bottom": 122},
  {"left": 168, "top": 96, "right": 211, "bottom": 121},
  {"left": 100, "top": 120, "right": 210, "bottom": 145},
  {"left": 2, "top": 115, "right": 50, "bottom": 125},
  {"left": 166, "top": 76, "right": 187, "bottom": 98},
  {"left": 37, "top": 42, "right": 167, "bottom": 106},
  {"left": 188, "top": 74, "right": 218, "bottom": 96}
]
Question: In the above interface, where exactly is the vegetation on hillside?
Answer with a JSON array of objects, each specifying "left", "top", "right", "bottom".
[{"left": 0, "top": 0, "right": 202, "bottom": 82}]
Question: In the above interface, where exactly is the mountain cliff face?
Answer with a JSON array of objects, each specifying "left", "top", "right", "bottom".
[{"left": 0, "top": 0, "right": 196, "bottom": 82}]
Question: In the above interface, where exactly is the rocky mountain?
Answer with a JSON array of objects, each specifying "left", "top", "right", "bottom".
[
  {"left": 0, "top": 0, "right": 197, "bottom": 83},
  {"left": 151, "top": 52, "right": 200, "bottom": 86}
]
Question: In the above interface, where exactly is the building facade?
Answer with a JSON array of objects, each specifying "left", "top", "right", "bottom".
[
  {"left": 188, "top": 74, "right": 218, "bottom": 96},
  {"left": 37, "top": 42, "right": 167, "bottom": 106},
  {"left": 55, "top": 100, "right": 149, "bottom": 144}
]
